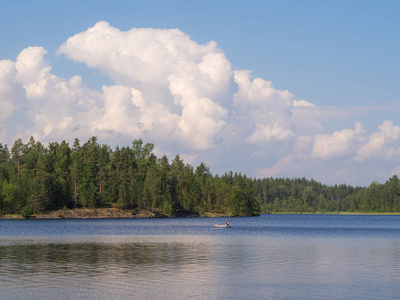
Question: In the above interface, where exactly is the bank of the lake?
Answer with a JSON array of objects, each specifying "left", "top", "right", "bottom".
[
  {"left": 0, "top": 207, "right": 233, "bottom": 220},
  {"left": 3, "top": 208, "right": 400, "bottom": 220}
]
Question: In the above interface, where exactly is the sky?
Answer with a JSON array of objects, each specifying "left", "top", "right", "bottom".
[{"left": 0, "top": 0, "right": 399, "bottom": 187}]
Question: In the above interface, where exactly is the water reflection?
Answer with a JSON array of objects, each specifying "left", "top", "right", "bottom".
[
  {"left": 1, "top": 216, "right": 400, "bottom": 299},
  {"left": 0, "top": 237, "right": 229, "bottom": 299},
  {"left": 1, "top": 236, "right": 400, "bottom": 299}
]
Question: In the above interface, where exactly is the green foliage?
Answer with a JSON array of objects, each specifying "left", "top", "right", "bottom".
[
  {"left": 1, "top": 136, "right": 400, "bottom": 216},
  {"left": 20, "top": 205, "right": 33, "bottom": 218},
  {"left": 2, "top": 179, "right": 19, "bottom": 214},
  {"left": 254, "top": 176, "right": 400, "bottom": 214}
]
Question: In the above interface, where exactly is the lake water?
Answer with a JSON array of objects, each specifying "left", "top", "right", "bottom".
[{"left": 1, "top": 214, "right": 400, "bottom": 299}]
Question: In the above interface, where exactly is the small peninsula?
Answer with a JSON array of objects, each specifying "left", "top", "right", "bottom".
[
  {"left": 0, "top": 137, "right": 260, "bottom": 218},
  {"left": 1, "top": 137, "right": 400, "bottom": 219}
]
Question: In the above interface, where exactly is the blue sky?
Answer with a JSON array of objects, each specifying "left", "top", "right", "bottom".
[{"left": 1, "top": 0, "right": 399, "bottom": 186}]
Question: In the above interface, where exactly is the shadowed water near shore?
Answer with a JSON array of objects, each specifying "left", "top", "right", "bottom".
[{"left": 1, "top": 215, "right": 400, "bottom": 299}]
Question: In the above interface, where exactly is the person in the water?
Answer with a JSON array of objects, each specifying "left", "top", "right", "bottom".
[{"left": 225, "top": 219, "right": 230, "bottom": 227}]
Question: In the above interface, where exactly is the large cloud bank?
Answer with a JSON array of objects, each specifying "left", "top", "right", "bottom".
[{"left": 1, "top": 22, "right": 399, "bottom": 186}]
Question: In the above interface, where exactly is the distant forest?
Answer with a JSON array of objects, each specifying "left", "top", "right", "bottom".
[{"left": 0, "top": 137, "right": 400, "bottom": 217}]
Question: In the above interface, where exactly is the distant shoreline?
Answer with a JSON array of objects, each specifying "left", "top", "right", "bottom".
[
  {"left": 269, "top": 211, "right": 400, "bottom": 215},
  {"left": 1, "top": 208, "right": 399, "bottom": 220}
]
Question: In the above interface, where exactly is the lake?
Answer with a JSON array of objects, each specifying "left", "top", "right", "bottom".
[{"left": 1, "top": 214, "right": 400, "bottom": 299}]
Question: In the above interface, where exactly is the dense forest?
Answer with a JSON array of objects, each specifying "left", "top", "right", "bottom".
[{"left": 0, "top": 137, "right": 400, "bottom": 217}]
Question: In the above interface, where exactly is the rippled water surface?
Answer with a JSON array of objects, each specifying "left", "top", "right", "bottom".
[{"left": 1, "top": 215, "right": 400, "bottom": 299}]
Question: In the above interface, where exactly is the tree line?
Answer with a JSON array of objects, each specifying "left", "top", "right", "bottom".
[
  {"left": 0, "top": 137, "right": 259, "bottom": 217},
  {"left": 257, "top": 176, "right": 400, "bottom": 213},
  {"left": 0, "top": 137, "right": 399, "bottom": 217}
]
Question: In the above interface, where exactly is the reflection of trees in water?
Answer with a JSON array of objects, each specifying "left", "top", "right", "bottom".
[
  {"left": 0, "top": 242, "right": 215, "bottom": 276},
  {"left": 0, "top": 241, "right": 247, "bottom": 299}
]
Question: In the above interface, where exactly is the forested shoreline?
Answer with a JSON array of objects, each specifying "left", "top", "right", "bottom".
[{"left": 0, "top": 137, "right": 399, "bottom": 218}]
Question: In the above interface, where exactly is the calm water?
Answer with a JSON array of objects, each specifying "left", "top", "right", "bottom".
[{"left": 1, "top": 215, "right": 400, "bottom": 299}]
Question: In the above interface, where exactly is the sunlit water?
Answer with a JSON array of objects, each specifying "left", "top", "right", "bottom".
[{"left": 1, "top": 215, "right": 400, "bottom": 299}]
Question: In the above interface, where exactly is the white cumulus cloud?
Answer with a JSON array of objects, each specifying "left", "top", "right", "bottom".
[
  {"left": 356, "top": 121, "right": 400, "bottom": 161},
  {"left": 0, "top": 46, "right": 102, "bottom": 142},
  {"left": 0, "top": 60, "right": 21, "bottom": 123},
  {"left": 0, "top": 22, "right": 399, "bottom": 186},
  {"left": 233, "top": 70, "right": 295, "bottom": 143},
  {"left": 58, "top": 21, "right": 232, "bottom": 150},
  {"left": 311, "top": 122, "right": 366, "bottom": 160}
]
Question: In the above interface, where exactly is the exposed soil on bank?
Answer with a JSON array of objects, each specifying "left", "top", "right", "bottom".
[
  {"left": 32, "top": 208, "right": 209, "bottom": 219},
  {"left": 0, "top": 208, "right": 242, "bottom": 219},
  {"left": 34, "top": 208, "right": 158, "bottom": 219}
]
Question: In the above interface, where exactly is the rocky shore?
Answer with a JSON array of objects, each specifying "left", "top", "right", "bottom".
[
  {"left": 27, "top": 207, "right": 219, "bottom": 219},
  {"left": 32, "top": 208, "right": 159, "bottom": 219},
  {"left": 1, "top": 207, "right": 232, "bottom": 219}
]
